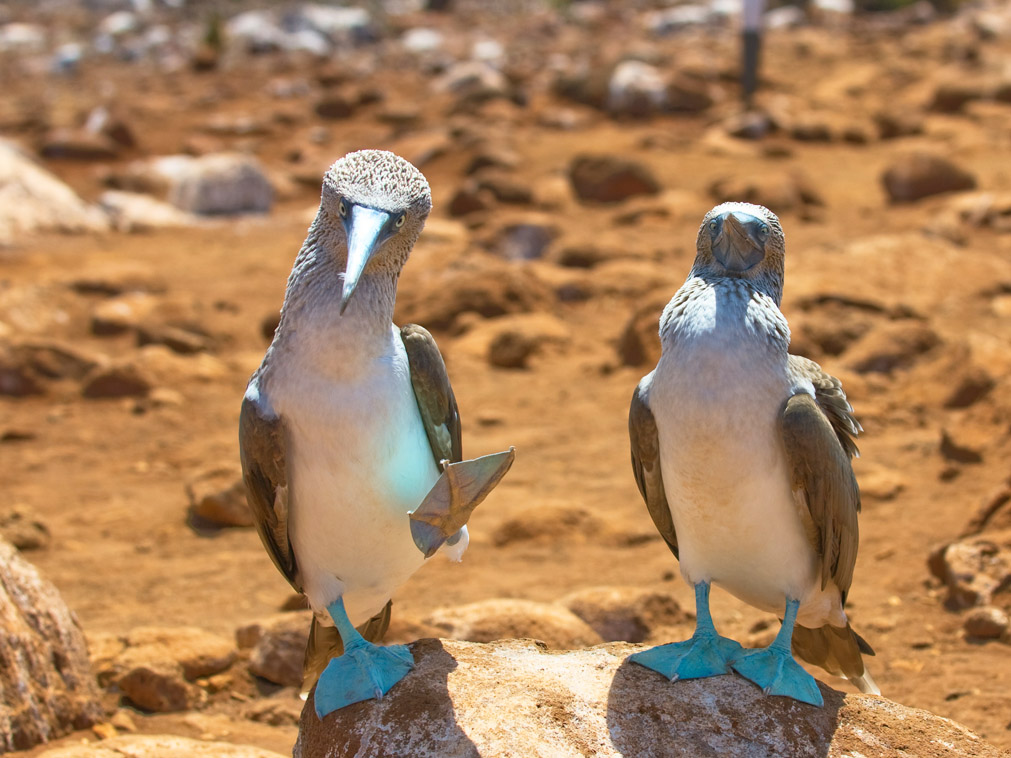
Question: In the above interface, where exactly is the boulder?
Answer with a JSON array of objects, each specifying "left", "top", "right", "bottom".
[
  {"left": 568, "top": 155, "right": 661, "bottom": 204},
  {"left": 0, "top": 539, "right": 102, "bottom": 751},
  {"left": 36, "top": 735, "right": 289, "bottom": 758},
  {"left": 881, "top": 152, "right": 977, "bottom": 204},
  {"left": 0, "top": 139, "right": 108, "bottom": 245},
  {"left": 424, "top": 599, "right": 603, "bottom": 650},
  {"left": 295, "top": 638, "right": 1004, "bottom": 758}
]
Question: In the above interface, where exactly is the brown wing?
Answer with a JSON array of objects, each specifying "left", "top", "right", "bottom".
[
  {"left": 239, "top": 374, "right": 300, "bottom": 591},
  {"left": 780, "top": 361, "right": 861, "bottom": 599},
  {"left": 401, "top": 324, "right": 462, "bottom": 466},
  {"left": 788, "top": 354, "right": 861, "bottom": 458},
  {"left": 629, "top": 374, "right": 678, "bottom": 559}
]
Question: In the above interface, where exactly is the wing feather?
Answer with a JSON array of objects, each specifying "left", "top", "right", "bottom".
[
  {"left": 239, "top": 376, "right": 300, "bottom": 591},
  {"left": 401, "top": 324, "right": 462, "bottom": 466},
  {"left": 629, "top": 374, "right": 679, "bottom": 559}
]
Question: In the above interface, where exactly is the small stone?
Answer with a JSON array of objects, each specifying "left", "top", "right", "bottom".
[
  {"left": 0, "top": 504, "right": 51, "bottom": 551},
  {"left": 120, "top": 626, "right": 237, "bottom": 681},
  {"left": 568, "top": 155, "right": 660, "bottom": 204},
  {"left": 92, "top": 722, "right": 118, "bottom": 740},
  {"left": 492, "top": 223, "right": 555, "bottom": 261},
  {"left": 882, "top": 152, "right": 977, "bottom": 204},
  {"left": 476, "top": 174, "right": 533, "bottom": 205},
  {"left": 929, "top": 532, "right": 1011, "bottom": 609},
  {"left": 91, "top": 293, "right": 158, "bottom": 336},
  {"left": 117, "top": 660, "right": 205, "bottom": 713},
  {"left": 244, "top": 697, "right": 303, "bottom": 726},
  {"left": 492, "top": 504, "right": 606, "bottom": 547},
  {"left": 846, "top": 322, "right": 941, "bottom": 374},
  {"left": 314, "top": 93, "right": 356, "bottom": 120},
  {"left": 247, "top": 613, "right": 311, "bottom": 687},
  {"left": 448, "top": 183, "right": 493, "bottom": 217},
  {"left": 39, "top": 128, "right": 119, "bottom": 161},
  {"left": 874, "top": 110, "right": 924, "bottom": 140},
  {"left": 424, "top": 599, "right": 603, "bottom": 649},
  {"left": 109, "top": 710, "right": 137, "bottom": 733},
  {"left": 708, "top": 170, "right": 824, "bottom": 214},
  {"left": 607, "top": 60, "right": 668, "bottom": 117},
  {"left": 82, "top": 363, "right": 152, "bottom": 399},
  {"left": 186, "top": 469, "right": 252, "bottom": 529},
  {"left": 963, "top": 607, "right": 1009, "bottom": 640},
  {"left": 617, "top": 292, "right": 671, "bottom": 367},
  {"left": 560, "top": 587, "right": 689, "bottom": 643},
  {"left": 943, "top": 366, "right": 994, "bottom": 409},
  {"left": 168, "top": 154, "right": 274, "bottom": 216},
  {"left": 940, "top": 428, "right": 984, "bottom": 465}
]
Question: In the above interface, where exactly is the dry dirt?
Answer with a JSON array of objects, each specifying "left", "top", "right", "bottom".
[{"left": 3, "top": 4, "right": 1011, "bottom": 755}]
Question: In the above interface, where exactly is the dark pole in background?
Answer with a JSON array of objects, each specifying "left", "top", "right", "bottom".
[{"left": 742, "top": 0, "right": 764, "bottom": 108}]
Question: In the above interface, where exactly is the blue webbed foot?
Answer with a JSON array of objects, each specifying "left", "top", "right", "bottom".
[
  {"left": 313, "top": 597, "right": 414, "bottom": 718},
  {"left": 630, "top": 632, "right": 742, "bottom": 681},
  {"left": 729, "top": 597, "right": 823, "bottom": 707},
  {"left": 730, "top": 645, "right": 823, "bottom": 706},
  {"left": 629, "top": 581, "right": 741, "bottom": 681},
  {"left": 314, "top": 638, "right": 414, "bottom": 717}
]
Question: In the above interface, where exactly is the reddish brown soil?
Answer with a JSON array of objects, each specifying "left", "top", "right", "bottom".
[{"left": 3, "top": 11, "right": 1011, "bottom": 755}]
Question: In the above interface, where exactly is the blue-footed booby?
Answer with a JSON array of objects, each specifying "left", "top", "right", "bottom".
[
  {"left": 627, "top": 202, "right": 878, "bottom": 706},
  {"left": 239, "top": 149, "right": 514, "bottom": 718}
]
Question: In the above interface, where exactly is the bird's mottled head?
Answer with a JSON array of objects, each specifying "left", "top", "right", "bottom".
[
  {"left": 318, "top": 150, "right": 432, "bottom": 314},
  {"left": 693, "top": 202, "right": 785, "bottom": 301}
]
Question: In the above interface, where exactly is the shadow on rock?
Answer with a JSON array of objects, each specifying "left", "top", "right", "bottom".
[
  {"left": 294, "top": 638, "right": 478, "bottom": 758},
  {"left": 606, "top": 658, "right": 841, "bottom": 757}
]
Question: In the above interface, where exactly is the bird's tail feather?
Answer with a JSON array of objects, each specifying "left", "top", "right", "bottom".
[
  {"left": 792, "top": 621, "right": 881, "bottom": 696},
  {"left": 300, "top": 600, "right": 393, "bottom": 696}
]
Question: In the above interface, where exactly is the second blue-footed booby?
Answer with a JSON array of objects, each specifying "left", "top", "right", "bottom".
[
  {"left": 239, "top": 149, "right": 514, "bottom": 718},
  {"left": 627, "top": 202, "right": 878, "bottom": 706}
]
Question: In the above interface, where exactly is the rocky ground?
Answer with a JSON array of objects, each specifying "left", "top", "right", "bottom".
[{"left": 2, "top": 0, "right": 1011, "bottom": 754}]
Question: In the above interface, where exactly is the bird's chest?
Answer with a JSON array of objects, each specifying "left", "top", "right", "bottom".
[
  {"left": 652, "top": 306, "right": 792, "bottom": 508},
  {"left": 268, "top": 336, "right": 437, "bottom": 515}
]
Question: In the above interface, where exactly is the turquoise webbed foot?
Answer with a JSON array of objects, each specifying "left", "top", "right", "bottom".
[
  {"left": 730, "top": 597, "right": 824, "bottom": 707},
  {"left": 630, "top": 632, "right": 741, "bottom": 681},
  {"left": 630, "top": 581, "right": 741, "bottom": 681},
  {"left": 313, "top": 598, "right": 415, "bottom": 719}
]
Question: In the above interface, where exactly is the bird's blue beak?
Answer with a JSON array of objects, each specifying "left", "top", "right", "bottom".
[
  {"left": 710, "top": 211, "right": 768, "bottom": 272},
  {"left": 340, "top": 205, "right": 394, "bottom": 315}
]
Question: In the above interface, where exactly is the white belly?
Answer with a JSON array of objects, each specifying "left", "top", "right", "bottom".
[
  {"left": 269, "top": 328, "right": 440, "bottom": 627},
  {"left": 651, "top": 333, "right": 840, "bottom": 626}
]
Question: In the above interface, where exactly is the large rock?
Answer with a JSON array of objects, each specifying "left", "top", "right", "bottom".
[
  {"left": 37, "top": 735, "right": 289, "bottom": 757},
  {"left": 0, "top": 139, "right": 108, "bottom": 245},
  {"left": 295, "top": 638, "right": 1004, "bottom": 758},
  {"left": 0, "top": 539, "right": 102, "bottom": 751}
]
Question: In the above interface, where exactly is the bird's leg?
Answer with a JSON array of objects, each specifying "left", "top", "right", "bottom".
[
  {"left": 629, "top": 581, "right": 742, "bottom": 681},
  {"left": 729, "top": 597, "right": 824, "bottom": 706},
  {"left": 312, "top": 597, "right": 414, "bottom": 719}
]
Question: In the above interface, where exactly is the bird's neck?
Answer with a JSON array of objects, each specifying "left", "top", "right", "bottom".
[
  {"left": 274, "top": 257, "right": 400, "bottom": 368},
  {"left": 661, "top": 275, "right": 790, "bottom": 354}
]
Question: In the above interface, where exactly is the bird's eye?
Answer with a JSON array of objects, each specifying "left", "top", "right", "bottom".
[
  {"left": 395, "top": 214, "right": 406, "bottom": 228},
  {"left": 758, "top": 223, "right": 770, "bottom": 238},
  {"left": 708, "top": 219, "right": 718, "bottom": 232},
  {"left": 337, "top": 199, "right": 348, "bottom": 218}
]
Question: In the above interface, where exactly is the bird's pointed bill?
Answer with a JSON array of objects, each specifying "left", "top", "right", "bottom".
[
  {"left": 712, "top": 211, "right": 766, "bottom": 272},
  {"left": 340, "top": 205, "right": 394, "bottom": 314}
]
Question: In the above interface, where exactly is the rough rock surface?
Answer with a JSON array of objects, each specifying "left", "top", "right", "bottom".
[
  {"left": 0, "top": 539, "right": 103, "bottom": 751},
  {"left": 244, "top": 612, "right": 311, "bottom": 687},
  {"left": 167, "top": 153, "right": 274, "bottom": 215},
  {"left": 295, "top": 639, "right": 1003, "bottom": 758},
  {"left": 36, "top": 735, "right": 289, "bottom": 757}
]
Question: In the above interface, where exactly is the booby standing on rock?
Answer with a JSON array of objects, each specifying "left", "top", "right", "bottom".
[
  {"left": 627, "top": 202, "right": 878, "bottom": 706},
  {"left": 239, "top": 150, "right": 514, "bottom": 718}
]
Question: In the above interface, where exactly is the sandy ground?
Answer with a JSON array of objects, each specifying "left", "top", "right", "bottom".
[{"left": 3, "top": 6, "right": 1011, "bottom": 754}]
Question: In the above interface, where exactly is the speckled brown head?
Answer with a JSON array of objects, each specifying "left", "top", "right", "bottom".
[
  {"left": 316, "top": 150, "right": 433, "bottom": 313},
  {"left": 691, "top": 202, "right": 786, "bottom": 305}
]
